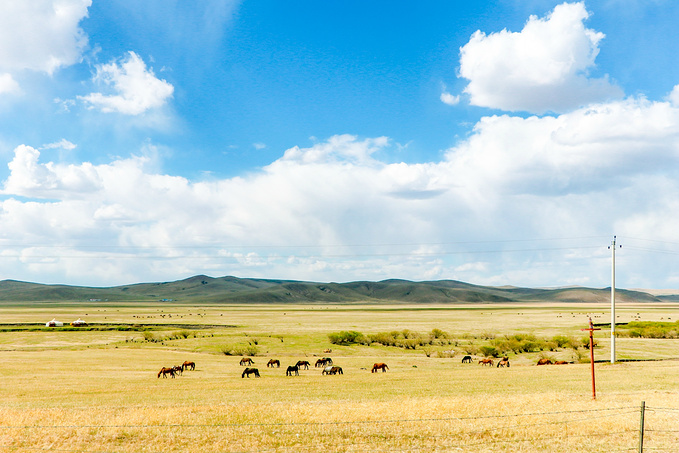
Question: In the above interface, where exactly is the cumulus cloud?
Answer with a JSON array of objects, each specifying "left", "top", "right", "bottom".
[
  {"left": 3, "top": 94, "right": 679, "bottom": 287},
  {"left": 668, "top": 84, "right": 679, "bottom": 107},
  {"left": 78, "top": 51, "right": 174, "bottom": 115},
  {"left": 459, "top": 2, "right": 622, "bottom": 113},
  {"left": 440, "top": 91, "right": 460, "bottom": 106},
  {"left": 0, "top": 0, "right": 90, "bottom": 75},
  {"left": 0, "top": 73, "right": 20, "bottom": 95}
]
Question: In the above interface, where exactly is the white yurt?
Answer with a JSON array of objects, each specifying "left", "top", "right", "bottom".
[
  {"left": 71, "top": 318, "right": 87, "bottom": 327},
  {"left": 45, "top": 318, "right": 63, "bottom": 327}
]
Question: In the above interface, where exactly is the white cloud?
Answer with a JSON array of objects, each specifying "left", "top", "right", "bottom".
[
  {"left": 0, "top": 73, "right": 20, "bottom": 95},
  {"left": 668, "top": 84, "right": 679, "bottom": 107},
  {"left": 459, "top": 2, "right": 622, "bottom": 113},
  {"left": 253, "top": 142, "right": 267, "bottom": 150},
  {"left": 440, "top": 91, "right": 460, "bottom": 106},
  {"left": 0, "top": 0, "right": 90, "bottom": 75},
  {"left": 79, "top": 51, "right": 174, "bottom": 115},
  {"left": 41, "top": 139, "right": 77, "bottom": 151},
  {"left": 3, "top": 96, "right": 679, "bottom": 287}
]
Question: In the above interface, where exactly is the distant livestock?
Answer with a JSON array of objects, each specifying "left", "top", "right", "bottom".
[
  {"left": 323, "top": 366, "right": 343, "bottom": 375},
  {"left": 242, "top": 367, "right": 260, "bottom": 378},
  {"left": 372, "top": 363, "right": 389, "bottom": 373},
  {"left": 286, "top": 365, "right": 299, "bottom": 376},
  {"left": 479, "top": 358, "right": 493, "bottom": 366},
  {"left": 537, "top": 358, "right": 553, "bottom": 366},
  {"left": 240, "top": 358, "right": 255, "bottom": 366},
  {"left": 461, "top": 355, "right": 473, "bottom": 363}
]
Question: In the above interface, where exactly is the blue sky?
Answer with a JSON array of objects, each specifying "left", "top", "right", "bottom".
[{"left": 1, "top": 0, "right": 679, "bottom": 289}]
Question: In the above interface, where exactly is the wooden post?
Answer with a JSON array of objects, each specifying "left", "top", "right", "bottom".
[
  {"left": 639, "top": 401, "right": 645, "bottom": 453},
  {"left": 581, "top": 317, "right": 601, "bottom": 400}
]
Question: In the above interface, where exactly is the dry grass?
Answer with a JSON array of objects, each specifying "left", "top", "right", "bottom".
[{"left": 1, "top": 303, "right": 678, "bottom": 452}]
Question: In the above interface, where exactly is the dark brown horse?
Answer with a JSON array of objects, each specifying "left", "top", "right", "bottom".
[
  {"left": 554, "top": 360, "right": 568, "bottom": 365},
  {"left": 372, "top": 363, "right": 389, "bottom": 373},
  {"left": 296, "top": 360, "right": 311, "bottom": 370},
  {"left": 537, "top": 358, "right": 553, "bottom": 365},
  {"left": 157, "top": 367, "right": 175, "bottom": 378},
  {"left": 315, "top": 358, "right": 332, "bottom": 367},
  {"left": 267, "top": 359, "right": 280, "bottom": 368},
  {"left": 172, "top": 365, "right": 183, "bottom": 375},
  {"left": 461, "top": 355, "right": 473, "bottom": 363},
  {"left": 182, "top": 361, "right": 195, "bottom": 371},
  {"left": 479, "top": 358, "right": 493, "bottom": 366},
  {"left": 496, "top": 357, "right": 510, "bottom": 368},
  {"left": 242, "top": 367, "right": 260, "bottom": 378},
  {"left": 240, "top": 357, "right": 255, "bottom": 366},
  {"left": 286, "top": 365, "right": 299, "bottom": 376}
]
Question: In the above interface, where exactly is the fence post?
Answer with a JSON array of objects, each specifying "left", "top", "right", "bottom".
[{"left": 638, "top": 401, "right": 645, "bottom": 453}]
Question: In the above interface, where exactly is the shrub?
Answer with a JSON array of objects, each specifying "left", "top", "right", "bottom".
[
  {"left": 479, "top": 346, "right": 500, "bottom": 358},
  {"left": 328, "top": 331, "right": 366, "bottom": 345}
]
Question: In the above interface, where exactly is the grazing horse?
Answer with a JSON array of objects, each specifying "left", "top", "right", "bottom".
[
  {"left": 172, "top": 365, "right": 183, "bottom": 375},
  {"left": 461, "top": 355, "right": 473, "bottom": 363},
  {"left": 537, "top": 358, "right": 553, "bottom": 366},
  {"left": 296, "top": 360, "right": 311, "bottom": 370},
  {"left": 286, "top": 365, "right": 299, "bottom": 376},
  {"left": 497, "top": 357, "right": 510, "bottom": 368},
  {"left": 157, "top": 367, "right": 175, "bottom": 378},
  {"left": 322, "top": 366, "right": 343, "bottom": 375},
  {"left": 372, "top": 363, "right": 389, "bottom": 373},
  {"left": 240, "top": 358, "right": 254, "bottom": 366},
  {"left": 315, "top": 358, "right": 332, "bottom": 368},
  {"left": 479, "top": 358, "right": 493, "bottom": 366},
  {"left": 182, "top": 361, "right": 195, "bottom": 371},
  {"left": 267, "top": 359, "right": 280, "bottom": 368},
  {"left": 242, "top": 367, "right": 260, "bottom": 378},
  {"left": 323, "top": 349, "right": 332, "bottom": 353},
  {"left": 554, "top": 360, "right": 568, "bottom": 365}
]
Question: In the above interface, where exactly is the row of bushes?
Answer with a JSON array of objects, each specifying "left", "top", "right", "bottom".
[
  {"left": 617, "top": 322, "right": 679, "bottom": 339},
  {"left": 141, "top": 330, "right": 196, "bottom": 342},
  {"left": 328, "top": 329, "right": 456, "bottom": 349},
  {"left": 328, "top": 330, "right": 595, "bottom": 357}
]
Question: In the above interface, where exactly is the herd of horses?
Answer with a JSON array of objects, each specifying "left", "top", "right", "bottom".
[
  {"left": 240, "top": 357, "right": 347, "bottom": 378},
  {"left": 157, "top": 361, "right": 196, "bottom": 378},
  {"left": 462, "top": 355, "right": 570, "bottom": 367},
  {"left": 159, "top": 354, "right": 571, "bottom": 378}
]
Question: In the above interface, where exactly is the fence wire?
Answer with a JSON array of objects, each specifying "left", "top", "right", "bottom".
[{"left": 0, "top": 404, "right": 674, "bottom": 452}]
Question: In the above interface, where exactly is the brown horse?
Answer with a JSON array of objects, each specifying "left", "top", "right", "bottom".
[
  {"left": 315, "top": 358, "right": 332, "bottom": 367},
  {"left": 182, "top": 361, "right": 195, "bottom": 371},
  {"left": 323, "top": 349, "right": 332, "bottom": 353},
  {"left": 322, "top": 366, "right": 343, "bottom": 375},
  {"left": 497, "top": 357, "right": 510, "bottom": 368},
  {"left": 240, "top": 357, "right": 254, "bottom": 366},
  {"left": 479, "top": 358, "right": 493, "bottom": 366},
  {"left": 296, "top": 360, "right": 311, "bottom": 370},
  {"left": 157, "top": 367, "right": 175, "bottom": 378},
  {"left": 537, "top": 358, "right": 553, "bottom": 365},
  {"left": 242, "top": 367, "right": 260, "bottom": 378},
  {"left": 461, "top": 355, "right": 473, "bottom": 363},
  {"left": 172, "top": 365, "right": 183, "bottom": 375},
  {"left": 267, "top": 359, "right": 280, "bottom": 368},
  {"left": 286, "top": 365, "right": 299, "bottom": 376},
  {"left": 554, "top": 360, "right": 568, "bottom": 365},
  {"left": 372, "top": 363, "right": 389, "bottom": 373}
]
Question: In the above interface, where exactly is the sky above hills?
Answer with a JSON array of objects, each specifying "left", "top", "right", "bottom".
[{"left": 0, "top": 0, "right": 678, "bottom": 288}]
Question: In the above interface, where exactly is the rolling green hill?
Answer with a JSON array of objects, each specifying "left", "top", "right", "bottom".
[{"left": 0, "top": 275, "right": 674, "bottom": 304}]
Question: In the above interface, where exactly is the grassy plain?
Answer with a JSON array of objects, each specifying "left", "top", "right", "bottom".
[{"left": 1, "top": 302, "right": 678, "bottom": 452}]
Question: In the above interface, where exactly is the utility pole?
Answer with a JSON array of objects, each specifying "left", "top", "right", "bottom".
[
  {"left": 582, "top": 317, "right": 601, "bottom": 400},
  {"left": 609, "top": 236, "right": 621, "bottom": 363}
]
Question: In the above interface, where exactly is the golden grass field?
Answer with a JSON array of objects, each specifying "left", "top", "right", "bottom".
[{"left": 1, "top": 302, "right": 678, "bottom": 452}]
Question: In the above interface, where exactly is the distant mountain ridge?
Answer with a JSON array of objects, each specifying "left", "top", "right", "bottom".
[{"left": 0, "top": 275, "right": 675, "bottom": 304}]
